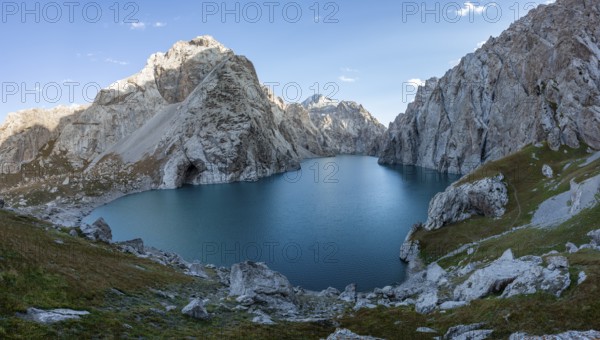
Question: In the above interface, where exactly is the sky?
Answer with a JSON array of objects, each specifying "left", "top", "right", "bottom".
[{"left": 0, "top": 0, "right": 554, "bottom": 125}]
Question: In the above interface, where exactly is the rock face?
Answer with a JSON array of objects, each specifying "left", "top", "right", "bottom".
[
  {"left": 379, "top": 0, "right": 600, "bottom": 173},
  {"left": 425, "top": 175, "right": 509, "bottom": 230},
  {"left": 0, "top": 105, "right": 87, "bottom": 168},
  {"left": 278, "top": 95, "right": 385, "bottom": 159}
]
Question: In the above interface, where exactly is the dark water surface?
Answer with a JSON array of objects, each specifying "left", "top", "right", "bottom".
[{"left": 85, "top": 156, "right": 458, "bottom": 291}]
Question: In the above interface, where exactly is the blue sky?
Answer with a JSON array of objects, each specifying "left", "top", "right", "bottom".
[{"left": 0, "top": 0, "right": 553, "bottom": 125}]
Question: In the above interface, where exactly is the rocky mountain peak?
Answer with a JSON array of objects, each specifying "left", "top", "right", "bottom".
[
  {"left": 379, "top": 0, "right": 600, "bottom": 174},
  {"left": 301, "top": 94, "right": 338, "bottom": 110}
]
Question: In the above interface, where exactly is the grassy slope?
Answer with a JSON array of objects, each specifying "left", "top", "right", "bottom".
[{"left": 1, "top": 144, "right": 599, "bottom": 339}]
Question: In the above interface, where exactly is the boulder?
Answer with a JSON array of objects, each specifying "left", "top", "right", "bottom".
[
  {"left": 325, "top": 328, "right": 384, "bottom": 340},
  {"left": 229, "top": 261, "right": 297, "bottom": 314},
  {"left": 116, "top": 238, "right": 144, "bottom": 254},
  {"left": 415, "top": 290, "right": 438, "bottom": 314},
  {"left": 443, "top": 323, "right": 491, "bottom": 340},
  {"left": 229, "top": 261, "right": 295, "bottom": 299},
  {"left": 187, "top": 263, "right": 210, "bottom": 279},
  {"left": 318, "top": 287, "right": 341, "bottom": 298},
  {"left": 80, "top": 217, "right": 112, "bottom": 243},
  {"left": 542, "top": 165, "right": 554, "bottom": 179},
  {"left": 338, "top": 283, "right": 357, "bottom": 303},
  {"left": 424, "top": 175, "right": 508, "bottom": 230},
  {"left": 252, "top": 310, "right": 275, "bottom": 325},
  {"left": 454, "top": 249, "right": 570, "bottom": 302},
  {"left": 181, "top": 299, "right": 209, "bottom": 320}
]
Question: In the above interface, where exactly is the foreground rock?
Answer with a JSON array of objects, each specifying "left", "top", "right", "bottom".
[
  {"left": 379, "top": 0, "right": 600, "bottom": 173},
  {"left": 229, "top": 261, "right": 297, "bottom": 315},
  {"left": 21, "top": 308, "right": 90, "bottom": 324},
  {"left": 443, "top": 323, "right": 493, "bottom": 340},
  {"left": 325, "top": 328, "right": 384, "bottom": 340},
  {"left": 181, "top": 299, "right": 210, "bottom": 320},
  {"left": 425, "top": 175, "right": 509, "bottom": 230},
  {"left": 80, "top": 217, "right": 112, "bottom": 243},
  {"left": 454, "top": 250, "right": 570, "bottom": 302}
]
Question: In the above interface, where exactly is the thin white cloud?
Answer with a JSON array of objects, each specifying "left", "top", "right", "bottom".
[
  {"left": 105, "top": 58, "right": 129, "bottom": 66},
  {"left": 339, "top": 76, "right": 358, "bottom": 83},
  {"left": 130, "top": 22, "right": 146, "bottom": 30},
  {"left": 341, "top": 67, "right": 359, "bottom": 73},
  {"left": 456, "top": 2, "right": 486, "bottom": 17},
  {"left": 407, "top": 78, "right": 426, "bottom": 88},
  {"left": 153, "top": 22, "right": 167, "bottom": 28},
  {"left": 476, "top": 40, "right": 487, "bottom": 49}
]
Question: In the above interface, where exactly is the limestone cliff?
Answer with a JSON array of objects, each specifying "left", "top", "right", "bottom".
[
  {"left": 0, "top": 36, "right": 385, "bottom": 217},
  {"left": 379, "top": 0, "right": 600, "bottom": 173}
]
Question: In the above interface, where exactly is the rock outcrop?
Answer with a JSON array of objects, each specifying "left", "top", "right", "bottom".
[
  {"left": 379, "top": 0, "right": 600, "bottom": 173},
  {"left": 229, "top": 261, "right": 297, "bottom": 314},
  {"left": 453, "top": 250, "right": 570, "bottom": 302},
  {"left": 80, "top": 217, "right": 112, "bottom": 243},
  {"left": 424, "top": 175, "right": 509, "bottom": 230}
]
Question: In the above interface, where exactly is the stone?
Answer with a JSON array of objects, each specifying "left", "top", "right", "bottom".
[
  {"left": 566, "top": 242, "right": 579, "bottom": 254},
  {"left": 587, "top": 229, "right": 600, "bottom": 246},
  {"left": 318, "top": 287, "right": 341, "bottom": 298},
  {"left": 325, "top": 328, "right": 384, "bottom": 340},
  {"left": 542, "top": 165, "right": 554, "bottom": 179},
  {"left": 181, "top": 299, "right": 209, "bottom": 320},
  {"left": 424, "top": 175, "right": 509, "bottom": 230},
  {"left": 545, "top": 256, "right": 569, "bottom": 270},
  {"left": 338, "top": 283, "right": 357, "bottom": 303},
  {"left": 80, "top": 217, "right": 112, "bottom": 243},
  {"left": 443, "top": 323, "right": 489, "bottom": 340},
  {"left": 439, "top": 301, "right": 468, "bottom": 310},
  {"left": 353, "top": 298, "right": 377, "bottom": 311},
  {"left": 415, "top": 290, "right": 438, "bottom": 314},
  {"left": 426, "top": 263, "right": 448, "bottom": 285},
  {"left": 116, "top": 238, "right": 144, "bottom": 254},
  {"left": 252, "top": 310, "right": 276, "bottom": 325},
  {"left": 454, "top": 250, "right": 570, "bottom": 302},
  {"left": 578, "top": 271, "right": 588, "bottom": 285},
  {"left": 68, "top": 229, "right": 78, "bottom": 237},
  {"left": 509, "top": 330, "right": 600, "bottom": 339},
  {"left": 187, "top": 263, "right": 209, "bottom": 279},
  {"left": 416, "top": 327, "right": 438, "bottom": 333},
  {"left": 21, "top": 308, "right": 89, "bottom": 324},
  {"left": 229, "top": 261, "right": 295, "bottom": 299}
]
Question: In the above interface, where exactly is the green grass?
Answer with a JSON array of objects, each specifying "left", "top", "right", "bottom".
[
  {"left": 1, "top": 144, "right": 600, "bottom": 338},
  {"left": 413, "top": 143, "right": 597, "bottom": 264}
]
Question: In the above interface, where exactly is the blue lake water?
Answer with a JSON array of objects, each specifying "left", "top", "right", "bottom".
[{"left": 84, "top": 156, "right": 458, "bottom": 291}]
